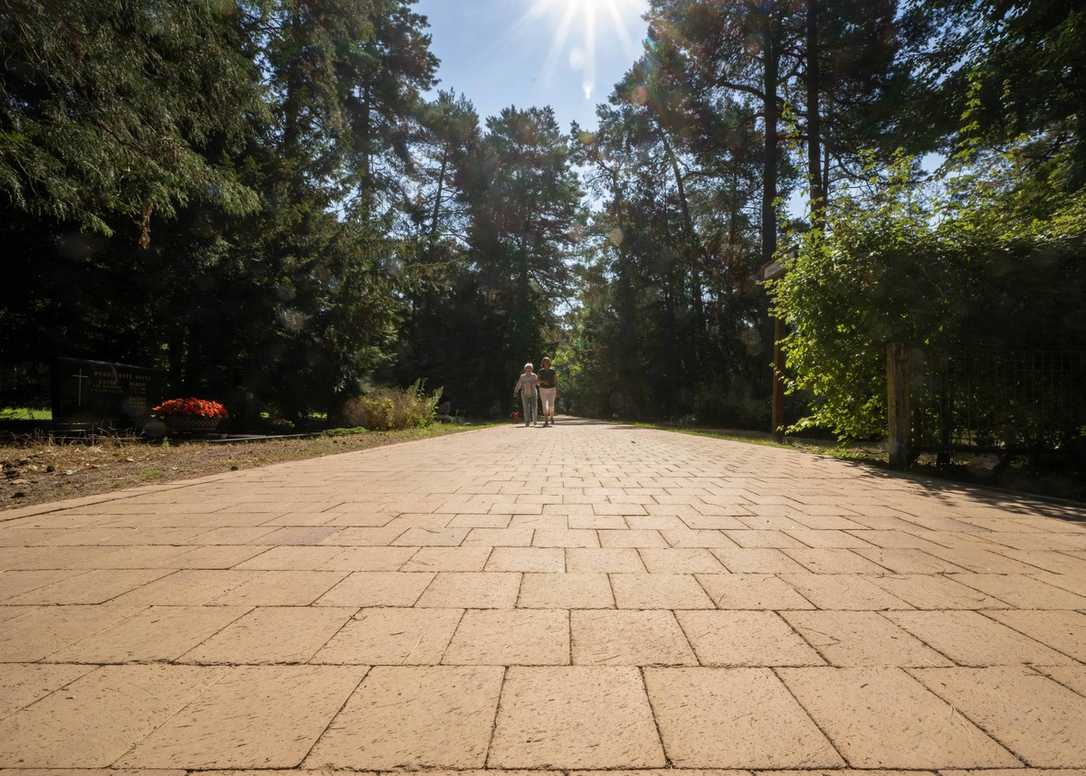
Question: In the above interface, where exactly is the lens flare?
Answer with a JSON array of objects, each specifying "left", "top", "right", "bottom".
[{"left": 520, "top": 0, "right": 645, "bottom": 101}]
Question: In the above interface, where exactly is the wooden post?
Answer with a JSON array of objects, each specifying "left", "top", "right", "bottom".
[
  {"left": 771, "top": 316, "right": 785, "bottom": 442},
  {"left": 886, "top": 343, "right": 912, "bottom": 468}
]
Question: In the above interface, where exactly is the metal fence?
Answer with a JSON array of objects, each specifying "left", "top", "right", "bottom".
[{"left": 912, "top": 346, "right": 1086, "bottom": 460}]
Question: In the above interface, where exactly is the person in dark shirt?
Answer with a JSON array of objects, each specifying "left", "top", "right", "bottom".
[{"left": 537, "top": 356, "right": 558, "bottom": 426}]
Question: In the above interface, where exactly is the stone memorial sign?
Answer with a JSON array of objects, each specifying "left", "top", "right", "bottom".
[{"left": 51, "top": 358, "right": 163, "bottom": 426}]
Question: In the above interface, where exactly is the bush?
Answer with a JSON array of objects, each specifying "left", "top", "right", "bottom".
[
  {"left": 771, "top": 148, "right": 1086, "bottom": 442},
  {"left": 691, "top": 382, "right": 770, "bottom": 430},
  {"left": 341, "top": 381, "right": 443, "bottom": 430}
]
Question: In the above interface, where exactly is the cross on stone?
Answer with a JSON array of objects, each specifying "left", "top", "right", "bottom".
[{"left": 71, "top": 370, "right": 89, "bottom": 407}]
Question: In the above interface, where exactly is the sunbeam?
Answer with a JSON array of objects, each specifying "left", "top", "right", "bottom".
[
  {"left": 541, "top": 0, "right": 579, "bottom": 88},
  {"left": 584, "top": 1, "right": 596, "bottom": 99},
  {"left": 521, "top": 0, "right": 646, "bottom": 101}
]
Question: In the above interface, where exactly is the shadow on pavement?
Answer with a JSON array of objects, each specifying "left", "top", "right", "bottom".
[{"left": 560, "top": 415, "right": 1086, "bottom": 525}]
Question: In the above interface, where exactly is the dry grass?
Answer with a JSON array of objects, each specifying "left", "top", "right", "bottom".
[{"left": 0, "top": 423, "right": 492, "bottom": 511}]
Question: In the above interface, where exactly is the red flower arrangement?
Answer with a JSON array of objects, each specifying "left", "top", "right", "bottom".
[{"left": 152, "top": 398, "right": 228, "bottom": 419}]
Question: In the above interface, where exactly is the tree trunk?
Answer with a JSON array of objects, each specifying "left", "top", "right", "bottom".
[
  {"left": 662, "top": 135, "right": 701, "bottom": 256},
  {"left": 662, "top": 276, "right": 677, "bottom": 420},
  {"left": 428, "top": 145, "right": 448, "bottom": 247},
  {"left": 726, "top": 177, "right": 741, "bottom": 273},
  {"left": 763, "top": 5, "right": 784, "bottom": 437},
  {"left": 822, "top": 83, "right": 833, "bottom": 203},
  {"left": 887, "top": 343, "right": 913, "bottom": 468},
  {"left": 761, "top": 9, "right": 779, "bottom": 266},
  {"left": 805, "top": 0, "right": 825, "bottom": 228},
  {"left": 514, "top": 235, "right": 532, "bottom": 368},
  {"left": 661, "top": 133, "right": 705, "bottom": 365},
  {"left": 360, "top": 84, "right": 373, "bottom": 220},
  {"left": 609, "top": 168, "right": 641, "bottom": 416},
  {"left": 283, "top": 1, "right": 305, "bottom": 197}
]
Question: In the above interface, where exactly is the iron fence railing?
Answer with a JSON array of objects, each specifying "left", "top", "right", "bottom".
[{"left": 912, "top": 347, "right": 1086, "bottom": 460}]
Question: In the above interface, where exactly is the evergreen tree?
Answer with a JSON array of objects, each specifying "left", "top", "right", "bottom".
[
  {"left": 646, "top": 0, "right": 803, "bottom": 266},
  {"left": 0, "top": 0, "right": 263, "bottom": 241},
  {"left": 462, "top": 107, "right": 582, "bottom": 413}
]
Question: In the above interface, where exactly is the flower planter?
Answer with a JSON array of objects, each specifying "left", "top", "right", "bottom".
[
  {"left": 152, "top": 398, "right": 228, "bottom": 436},
  {"left": 164, "top": 415, "right": 223, "bottom": 434}
]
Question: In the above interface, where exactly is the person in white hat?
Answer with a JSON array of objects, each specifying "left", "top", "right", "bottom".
[{"left": 512, "top": 362, "right": 539, "bottom": 427}]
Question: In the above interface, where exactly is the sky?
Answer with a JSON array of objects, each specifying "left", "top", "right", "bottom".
[
  {"left": 414, "top": 1, "right": 942, "bottom": 220},
  {"left": 415, "top": 0, "right": 814, "bottom": 217},
  {"left": 416, "top": 0, "right": 651, "bottom": 131}
]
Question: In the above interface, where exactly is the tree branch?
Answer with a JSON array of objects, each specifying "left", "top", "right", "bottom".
[{"left": 718, "top": 79, "right": 766, "bottom": 100}]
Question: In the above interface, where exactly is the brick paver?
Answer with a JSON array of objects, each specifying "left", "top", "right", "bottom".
[{"left": 1, "top": 418, "right": 1085, "bottom": 773}]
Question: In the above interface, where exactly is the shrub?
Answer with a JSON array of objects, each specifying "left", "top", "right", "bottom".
[
  {"left": 691, "top": 383, "right": 770, "bottom": 430},
  {"left": 771, "top": 148, "right": 1086, "bottom": 442},
  {"left": 341, "top": 381, "right": 443, "bottom": 430}
]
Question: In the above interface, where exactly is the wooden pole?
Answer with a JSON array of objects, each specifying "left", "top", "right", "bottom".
[
  {"left": 887, "top": 343, "right": 912, "bottom": 467},
  {"left": 771, "top": 316, "right": 785, "bottom": 442}
]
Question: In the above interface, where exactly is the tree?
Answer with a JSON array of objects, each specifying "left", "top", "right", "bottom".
[
  {"left": 1, "top": 0, "right": 266, "bottom": 371},
  {"left": 772, "top": 147, "right": 1086, "bottom": 440},
  {"left": 388, "top": 91, "right": 482, "bottom": 405},
  {"left": 384, "top": 104, "right": 582, "bottom": 416},
  {"left": 564, "top": 75, "right": 771, "bottom": 423},
  {"left": 0, "top": 0, "right": 263, "bottom": 242},
  {"left": 344, "top": 0, "right": 438, "bottom": 219},
  {"left": 1, "top": 0, "right": 422, "bottom": 423},
  {"left": 647, "top": 0, "right": 804, "bottom": 266},
  {"left": 799, "top": 0, "right": 906, "bottom": 220},
  {"left": 404, "top": 91, "right": 481, "bottom": 251},
  {"left": 460, "top": 106, "right": 582, "bottom": 413},
  {"left": 898, "top": 1, "right": 1083, "bottom": 186}
]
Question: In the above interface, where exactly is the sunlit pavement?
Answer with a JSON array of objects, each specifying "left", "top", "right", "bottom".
[{"left": 1, "top": 418, "right": 1085, "bottom": 772}]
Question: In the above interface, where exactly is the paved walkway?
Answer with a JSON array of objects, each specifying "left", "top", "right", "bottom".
[{"left": 1, "top": 419, "right": 1085, "bottom": 774}]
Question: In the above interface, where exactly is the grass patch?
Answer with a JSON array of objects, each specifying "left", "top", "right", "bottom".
[
  {"left": 323, "top": 426, "right": 369, "bottom": 437},
  {"left": 0, "top": 406, "right": 51, "bottom": 421},
  {"left": 631, "top": 421, "right": 887, "bottom": 463}
]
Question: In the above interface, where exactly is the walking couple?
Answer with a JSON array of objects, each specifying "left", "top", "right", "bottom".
[{"left": 513, "top": 357, "right": 558, "bottom": 427}]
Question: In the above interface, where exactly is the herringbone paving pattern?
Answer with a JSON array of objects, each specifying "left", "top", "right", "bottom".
[{"left": 1, "top": 419, "right": 1085, "bottom": 774}]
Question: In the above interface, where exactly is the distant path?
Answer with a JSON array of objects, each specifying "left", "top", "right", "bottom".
[{"left": 1, "top": 419, "right": 1085, "bottom": 770}]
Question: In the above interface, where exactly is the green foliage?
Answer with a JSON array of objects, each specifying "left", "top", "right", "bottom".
[
  {"left": 323, "top": 426, "right": 369, "bottom": 437},
  {"left": 392, "top": 105, "right": 583, "bottom": 416},
  {"left": 0, "top": 407, "right": 51, "bottom": 421},
  {"left": 766, "top": 0, "right": 1086, "bottom": 443},
  {"left": 1, "top": 0, "right": 426, "bottom": 422},
  {"left": 5, "top": 0, "right": 1085, "bottom": 443},
  {"left": 944, "top": 0, "right": 1086, "bottom": 187},
  {"left": 341, "top": 381, "right": 443, "bottom": 430},
  {"left": 690, "top": 383, "right": 769, "bottom": 430},
  {"left": 773, "top": 147, "right": 1086, "bottom": 440},
  {"left": 560, "top": 0, "right": 919, "bottom": 427},
  {"left": 0, "top": 0, "right": 263, "bottom": 238},
  {"left": 560, "top": 67, "right": 771, "bottom": 424},
  {"left": 466, "top": 107, "right": 582, "bottom": 371}
]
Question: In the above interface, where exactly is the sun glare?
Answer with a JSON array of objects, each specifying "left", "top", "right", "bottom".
[{"left": 520, "top": 0, "right": 645, "bottom": 101}]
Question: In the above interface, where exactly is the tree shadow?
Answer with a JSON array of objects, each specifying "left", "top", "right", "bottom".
[
  {"left": 829, "top": 457, "right": 1086, "bottom": 524},
  {"left": 576, "top": 417, "right": 1086, "bottom": 525}
]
